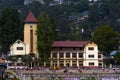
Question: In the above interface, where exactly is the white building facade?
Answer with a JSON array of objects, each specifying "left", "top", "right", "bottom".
[
  {"left": 10, "top": 40, "right": 29, "bottom": 56},
  {"left": 50, "top": 41, "right": 103, "bottom": 68},
  {"left": 83, "top": 42, "right": 99, "bottom": 67}
]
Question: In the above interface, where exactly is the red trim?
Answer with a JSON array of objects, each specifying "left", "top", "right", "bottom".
[{"left": 52, "top": 41, "right": 89, "bottom": 47}]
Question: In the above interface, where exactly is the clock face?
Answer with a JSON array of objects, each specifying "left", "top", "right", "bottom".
[{"left": 30, "top": 25, "right": 33, "bottom": 28}]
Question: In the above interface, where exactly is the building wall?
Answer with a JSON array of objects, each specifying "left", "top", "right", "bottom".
[
  {"left": 84, "top": 42, "right": 98, "bottom": 67},
  {"left": 10, "top": 40, "right": 29, "bottom": 55},
  {"left": 24, "top": 23, "right": 37, "bottom": 55},
  {"left": 50, "top": 42, "right": 103, "bottom": 68}
]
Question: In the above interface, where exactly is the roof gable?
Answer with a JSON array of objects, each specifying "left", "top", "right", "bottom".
[
  {"left": 10, "top": 39, "right": 25, "bottom": 48},
  {"left": 24, "top": 11, "right": 38, "bottom": 23},
  {"left": 52, "top": 41, "right": 89, "bottom": 47}
]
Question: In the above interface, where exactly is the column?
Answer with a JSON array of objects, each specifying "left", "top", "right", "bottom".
[
  {"left": 64, "top": 52, "right": 66, "bottom": 66},
  {"left": 70, "top": 52, "right": 72, "bottom": 66}
]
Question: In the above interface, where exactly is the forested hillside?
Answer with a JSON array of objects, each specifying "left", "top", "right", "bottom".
[{"left": 0, "top": 0, "right": 120, "bottom": 41}]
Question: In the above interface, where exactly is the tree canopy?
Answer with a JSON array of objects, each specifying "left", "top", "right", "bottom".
[
  {"left": 92, "top": 25, "right": 120, "bottom": 56},
  {"left": 113, "top": 51, "right": 120, "bottom": 63},
  {"left": 36, "top": 11, "right": 54, "bottom": 64},
  {"left": 0, "top": 8, "right": 23, "bottom": 53}
]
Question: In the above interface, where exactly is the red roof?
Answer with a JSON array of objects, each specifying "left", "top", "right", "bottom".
[
  {"left": 52, "top": 41, "right": 89, "bottom": 47},
  {"left": 24, "top": 11, "right": 38, "bottom": 23}
]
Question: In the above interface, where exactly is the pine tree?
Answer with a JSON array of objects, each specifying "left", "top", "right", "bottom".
[
  {"left": 0, "top": 8, "right": 22, "bottom": 54},
  {"left": 36, "top": 11, "right": 54, "bottom": 64}
]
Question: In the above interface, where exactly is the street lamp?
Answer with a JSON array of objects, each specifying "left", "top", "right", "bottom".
[
  {"left": 78, "top": 61, "right": 79, "bottom": 69},
  {"left": 53, "top": 62, "right": 55, "bottom": 70},
  {"left": 30, "top": 57, "right": 35, "bottom": 69}
]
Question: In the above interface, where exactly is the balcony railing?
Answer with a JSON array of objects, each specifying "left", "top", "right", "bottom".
[{"left": 51, "top": 50, "right": 84, "bottom": 53}]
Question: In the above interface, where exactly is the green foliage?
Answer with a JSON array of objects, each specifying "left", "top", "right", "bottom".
[
  {"left": 1, "top": 1, "right": 120, "bottom": 56},
  {"left": 92, "top": 25, "right": 120, "bottom": 56},
  {"left": 0, "top": 0, "right": 23, "bottom": 9},
  {"left": 7, "top": 56, "right": 17, "bottom": 62},
  {"left": 21, "top": 55, "right": 31, "bottom": 63},
  {"left": 69, "top": 20, "right": 81, "bottom": 40},
  {"left": 29, "top": 1, "right": 42, "bottom": 17},
  {"left": 1, "top": 0, "right": 120, "bottom": 37},
  {"left": 7, "top": 55, "right": 29, "bottom": 62},
  {"left": 36, "top": 12, "right": 54, "bottom": 63},
  {"left": 88, "top": 3, "right": 100, "bottom": 26},
  {"left": 0, "top": 8, "right": 23, "bottom": 53},
  {"left": 114, "top": 52, "right": 120, "bottom": 61},
  {"left": 86, "top": 76, "right": 96, "bottom": 80}
]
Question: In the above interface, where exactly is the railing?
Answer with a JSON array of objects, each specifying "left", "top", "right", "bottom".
[
  {"left": 7, "top": 66, "right": 28, "bottom": 69},
  {"left": 19, "top": 72, "right": 120, "bottom": 80}
]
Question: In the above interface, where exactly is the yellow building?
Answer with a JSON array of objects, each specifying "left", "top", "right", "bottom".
[
  {"left": 24, "top": 11, "right": 38, "bottom": 57},
  {"left": 50, "top": 41, "right": 103, "bottom": 68}
]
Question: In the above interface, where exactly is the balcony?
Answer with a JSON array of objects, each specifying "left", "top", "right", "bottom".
[{"left": 52, "top": 50, "right": 84, "bottom": 53}]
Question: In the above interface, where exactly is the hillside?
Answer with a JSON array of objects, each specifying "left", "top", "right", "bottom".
[{"left": 0, "top": 0, "right": 120, "bottom": 40}]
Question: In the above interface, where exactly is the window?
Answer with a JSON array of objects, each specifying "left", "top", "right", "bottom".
[
  {"left": 66, "top": 53, "right": 70, "bottom": 58},
  {"left": 59, "top": 53, "right": 64, "bottom": 58},
  {"left": 72, "top": 53, "right": 76, "bottom": 58},
  {"left": 99, "top": 63, "right": 102, "bottom": 66},
  {"left": 52, "top": 53, "right": 57, "bottom": 58},
  {"left": 79, "top": 47, "right": 84, "bottom": 50},
  {"left": 59, "top": 61, "right": 64, "bottom": 66},
  {"left": 17, "top": 47, "right": 23, "bottom": 50},
  {"left": 17, "top": 63, "right": 23, "bottom": 66},
  {"left": 30, "top": 25, "right": 32, "bottom": 28},
  {"left": 8, "top": 63, "right": 14, "bottom": 66},
  {"left": 79, "top": 61, "right": 83, "bottom": 66},
  {"left": 59, "top": 48, "right": 62, "bottom": 50},
  {"left": 79, "top": 53, "right": 83, "bottom": 58},
  {"left": 88, "top": 47, "right": 94, "bottom": 50},
  {"left": 98, "top": 55, "right": 101, "bottom": 58},
  {"left": 17, "top": 41, "right": 20, "bottom": 44},
  {"left": 88, "top": 55, "right": 94, "bottom": 58},
  {"left": 73, "top": 48, "right": 75, "bottom": 50},
  {"left": 89, "top": 62, "right": 94, "bottom": 66},
  {"left": 72, "top": 61, "right": 77, "bottom": 67}
]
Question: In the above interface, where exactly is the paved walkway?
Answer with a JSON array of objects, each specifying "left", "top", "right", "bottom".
[
  {"left": 19, "top": 68, "right": 119, "bottom": 74},
  {"left": 8, "top": 68, "right": 120, "bottom": 80}
]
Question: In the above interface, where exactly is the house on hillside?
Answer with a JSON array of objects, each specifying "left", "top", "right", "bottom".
[
  {"left": 24, "top": 0, "right": 44, "bottom": 5},
  {"left": 50, "top": 41, "right": 103, "bottom": 68},
  {"left": 49, "top": 0, "right": 63, "bottom": 6}
]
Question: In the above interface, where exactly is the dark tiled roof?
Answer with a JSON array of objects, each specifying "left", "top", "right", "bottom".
[
  {"left": 24, "top": 11, "right": 38, "bottom": 23},
  {"left": 52, "top": 41, "right": 89, "bottom": 47}
]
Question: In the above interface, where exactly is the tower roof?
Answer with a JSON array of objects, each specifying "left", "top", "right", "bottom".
[{"left": 24, "top": 11, "right": 38, "bottom": 23}]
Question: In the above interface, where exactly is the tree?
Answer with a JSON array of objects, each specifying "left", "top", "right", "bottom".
[
  {"left": 92, "top": 25, "right": 120, "bottom": 56},
  {"left": 21, "top": 55, "right": 31, "bottom": 67},
  {"left": 113, "top": 51, "right": 120, "bottom": 65},
  {"left": 0, "top": 8, "right": 23, "bottom": 54},
  {"left": 36, "top": 12, "right": 54, "bottom": 64},
  {"left": 69, "top": 20, "right": 81, "bottom": 40}
]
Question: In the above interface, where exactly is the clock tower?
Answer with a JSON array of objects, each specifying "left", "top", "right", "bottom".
[{"left": 24, "top": 11, "right": 38, "bottom": 57}]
